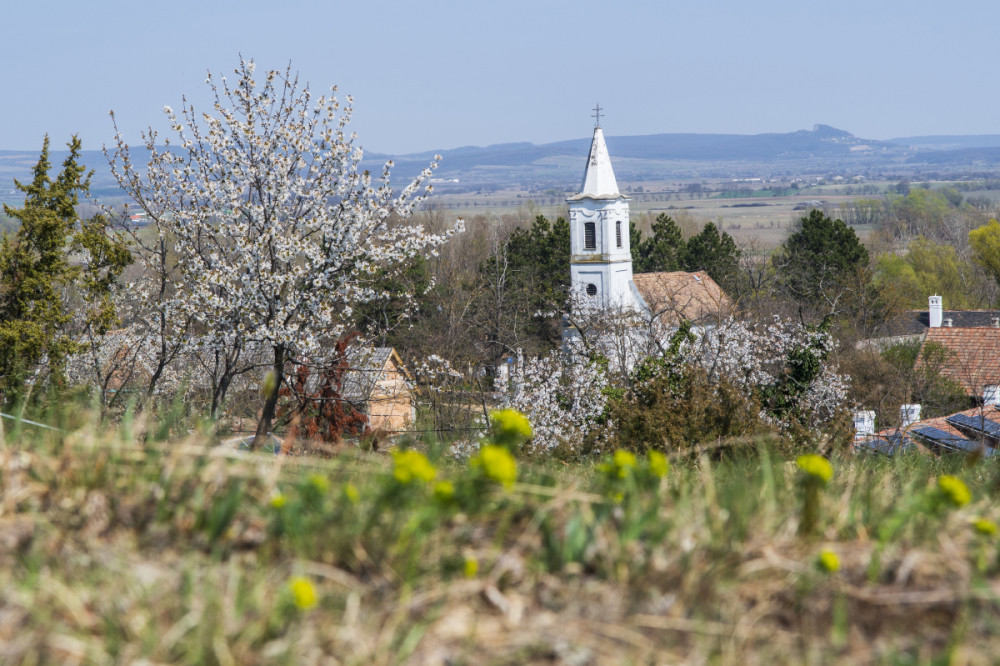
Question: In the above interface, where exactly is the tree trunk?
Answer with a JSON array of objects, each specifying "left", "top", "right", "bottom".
[{"left": 252, "top": 343, "right": 285, "bottom": 450}]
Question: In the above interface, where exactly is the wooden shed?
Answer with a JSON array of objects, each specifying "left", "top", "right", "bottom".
[{"left": 342, "top": 347, "right": 416, "bottom": 434}]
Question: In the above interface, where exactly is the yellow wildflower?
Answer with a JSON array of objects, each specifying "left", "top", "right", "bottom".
[
  {"left": 796, "top": 454, "right": 833, "bottom": 484},
  {"left": 464, "top": 556, "right": 479, "bottom": 579},
  {"left": 343, "top": 483, "right": 360, "bottom": 503},
  {"left": 392, "top": 449, "right": 437, "bottom": 484},
  {"left": 288, "top": 576, "right": 317, "bottom": 610},
  {"left": 308, "top": 474, "right": 330, "bottom": 493},
  {"left": 613, "top": 450, "right": 637, "bottom": 478},
  {"left": 972, "top": 518, "right": 998, "bottom": 536},
  {"left": 938, "top": 475, "right": 971, "bottom": 507},
  {"left": 471, "top": 444, "right": 517, "bottom": 488},
  {"left": 434, "top": 480, "right": 455, "bottom": 502},
  {"left": 648, "top": 451, "right": 669, "bottom": 478},
  {"left": 816, "top": 549, "right": 840, "bottom": 573},
  {"left": 489, "top": 409, "right": 532, "bottom": 448},
  {"left": 269, "top": 492, "right": 287, "bottom": 509}
]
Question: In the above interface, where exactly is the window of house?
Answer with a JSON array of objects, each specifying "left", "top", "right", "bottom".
[
  {"left": 584, "top": 222, "right": 596, "bottom": 250},
  {"left": 616, "top": 220, "right": 622, "bottom": 248}
]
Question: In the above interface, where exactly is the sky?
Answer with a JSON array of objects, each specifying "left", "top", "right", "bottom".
[{"left": 3, "top": 0, "right": 1000, "bottom": 155}]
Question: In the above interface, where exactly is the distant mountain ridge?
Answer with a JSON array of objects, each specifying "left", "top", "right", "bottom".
[
  {"left": 364, "top": 124, "right": 903, "bottom": 175},
  {"left": 5, "top": 126, "right": 1000, "bottom": 204},
  {"left": 889, "top": 135, "right": 1000, "bottom": 150}
]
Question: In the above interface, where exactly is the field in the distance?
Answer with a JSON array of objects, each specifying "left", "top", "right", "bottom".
[{"left": 423, "top": 179, "right": 998, "bottom": 249}]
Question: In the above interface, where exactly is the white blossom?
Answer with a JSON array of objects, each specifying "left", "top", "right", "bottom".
[
  {"left": 105, "top": 59, "right": 462, "bottom": 427},
  {"left": 495, "top": 348, "right": 609, "bottom": 455}
]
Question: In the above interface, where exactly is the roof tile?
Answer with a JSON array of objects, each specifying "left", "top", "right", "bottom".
[{"left": 915, "top": 328, "right": 1000, "bottom": 396}]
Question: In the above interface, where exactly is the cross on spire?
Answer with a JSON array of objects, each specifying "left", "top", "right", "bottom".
[{"left": 592, "top": 103, "right": 603, "bottom": 128}]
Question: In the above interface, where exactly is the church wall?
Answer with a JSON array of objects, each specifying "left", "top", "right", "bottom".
[{"left": 569, "top": 194, "right": 634, "bottom": 308}]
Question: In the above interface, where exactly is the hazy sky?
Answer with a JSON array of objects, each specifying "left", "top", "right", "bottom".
[{"left": 3, "top": 0, "right": 999, "bottom": 155}]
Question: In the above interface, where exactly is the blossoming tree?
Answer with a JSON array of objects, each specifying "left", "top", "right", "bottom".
[
  {"left": 495, "top": 348, "right": 610, "bottom": 455},
  {"left": 108, "top": 59, "right": 462, "bottom": 445}
]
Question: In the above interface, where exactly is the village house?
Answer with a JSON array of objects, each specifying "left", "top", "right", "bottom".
[
  {"left": 915, "top": 327, "right": 1000, "bottom": 399},
  {"left": 861, "top": 294, "right": 1000, "bottom": 350},
  {"left": 853, "top": 303, "right": 1000, "bottom": 457},
  {"left": 854, "top": 403, "right": 1000, "bottom": 458}
]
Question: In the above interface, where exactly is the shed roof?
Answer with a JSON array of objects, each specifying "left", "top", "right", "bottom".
[{"left": 342, "top": 347, "right": 412, "bottom": 403}]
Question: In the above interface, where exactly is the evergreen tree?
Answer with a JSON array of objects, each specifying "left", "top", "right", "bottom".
[
  {"left": 0, "top": 136, "right": 130, "bottom": 403},
  {"left": 505, "top": 214, "right": 571, "bottom": 306},
  {"left": 684, "top": 221, "right": 740, "bottom": 289},
  {"left": 631, "top": 213, "right": 685, "bottom": 273},
  {"left": 475, "top": 215, "right": 571, "bottom": 356},
  {"left": 631, "top": 215, "right": 740, "bottom": 290},
  {"left": 775, "top": 209, "right": 869, "bottom": 315},
  {"left": 503, "top": 215, "right": 570, "bottom": 345}
]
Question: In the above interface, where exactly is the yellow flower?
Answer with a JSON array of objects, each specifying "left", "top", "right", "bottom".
[
  {"left": 972, "top": 518, "right": 998, "bottom": 536},
  {"left": 938, "top": 475, "right": 971, "bottom": 507},
  {"left": 471, "top": 444, "right": 517, "bottom": 488},
  {"left": 796, "top": 454, "right": 833, "bottom": 484},
  {"left": 343, "top": 483, "right": 360, "bottom": 503},
  {"left": 816, "top": 549, "right": 840, "bottom": 573},
  {"left": 288, "top": 576, "right": 317, "bottom": 610},
  {"left": 308, "top": 474, "right": 330, "bottom": 493},
  {"left": 648, "top": 451, "right": 669, "bottom": 478},
  {"left": 489, "top": 409, "right": 532, "bottom": 448},
  {"left": 434, "top": 480, "right": 455, "bottom": 502},
  {"left": 613, "top": 449, "right": 637, "bottom": 478},
  {"left": 464, "top": 556, "right": 479, "bottom": 579},
  {"left": 392, "top": 449, "right": 437, "bottom": 485},
  {"left": 269, "top": 492, "right": 287, "bottom": 509}
]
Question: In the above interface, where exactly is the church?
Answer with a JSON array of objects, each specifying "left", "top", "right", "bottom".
[{"left": 565, "top": 112, "right": 731, "bottom": 344}]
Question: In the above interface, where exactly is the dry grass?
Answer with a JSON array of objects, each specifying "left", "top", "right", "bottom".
[{"left": 0, "top": 420, "right": 999, "bottom": 664}]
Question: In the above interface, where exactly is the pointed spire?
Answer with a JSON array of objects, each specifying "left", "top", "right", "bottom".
[{"left": 571, "top": 126, "right": 620, "bottom": 200}]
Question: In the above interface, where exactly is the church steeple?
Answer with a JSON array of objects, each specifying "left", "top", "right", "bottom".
[
  {"left": 567, "top": 107, "right": 635, "bottom": 309},
  {"left": 571, "top": 125, "right": 620, "bottom": 200}
]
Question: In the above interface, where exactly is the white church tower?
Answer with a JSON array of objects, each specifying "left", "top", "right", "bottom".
[{"left": 568, "top": 106, "right": 636, "bottom": 309}]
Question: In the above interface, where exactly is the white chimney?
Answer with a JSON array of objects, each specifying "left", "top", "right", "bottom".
[
  {"left": 853, "top": 410, "right": 875, "bottom": 439},
  {"left": 900, "top": 403, "right": 922, "bottom": 428},
  {"left": 928, "top": 295, "right": 942, "bottom": 328},
  {"left": 985, "top": 386, "right": 1000, "bottom": 407}
]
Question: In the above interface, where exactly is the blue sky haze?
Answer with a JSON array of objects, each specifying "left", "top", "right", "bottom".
[{"left": 2, "top": 0, "right": 998, "bottom": 154}]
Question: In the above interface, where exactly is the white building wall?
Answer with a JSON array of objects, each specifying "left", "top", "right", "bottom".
[{"left": 569, "top": 197, "right": 635, "bottom": 308}]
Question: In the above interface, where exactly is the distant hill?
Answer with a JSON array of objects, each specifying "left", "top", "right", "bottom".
[
  {"left": 889, "top": 135, "right": 1000, "bottom": 151},
  {"left": 907, "top": 146, "right": 1000, "bottom": 165},
  {"left": 362, "top": 124, "right": 912, "bottom": 188},
  {"left": 369, "top": 124, "right": 902, "bottom": 168},
  {"left": 5, "top": 125, "right": 1000, "bottom": 205}
]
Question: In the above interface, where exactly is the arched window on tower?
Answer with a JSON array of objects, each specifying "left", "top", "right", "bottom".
[
  {"left": 584, "top": 222, "right": 596, "bottom": 250},
  {"left": 616, "top": 220, "right": 622, "bottom": 248}
]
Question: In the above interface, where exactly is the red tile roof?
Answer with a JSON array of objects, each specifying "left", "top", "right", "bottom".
[
  {"left": 631, "top": 271, "right": 731, "bottom": 326},
  {"left": 915, "top": 327, "right": 1000, "bottom": 396}
]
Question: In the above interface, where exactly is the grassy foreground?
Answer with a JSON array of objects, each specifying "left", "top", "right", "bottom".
[{"left": 1, "top": 421, "right": 1000, "bottom": 664}]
